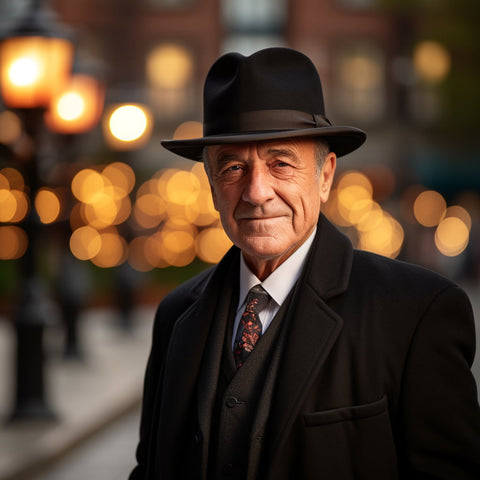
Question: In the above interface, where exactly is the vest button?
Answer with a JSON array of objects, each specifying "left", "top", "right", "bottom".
[
  {"left": 223, "top": 463, "right": 234, "bottom": 474},
  {"left": 225, "top": 396, "right": 238, "bottom": 408}
]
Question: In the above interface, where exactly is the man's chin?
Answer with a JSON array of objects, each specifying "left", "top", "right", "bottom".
[{"left": 237, "top": 237, "right": 286, "bottom": 261}]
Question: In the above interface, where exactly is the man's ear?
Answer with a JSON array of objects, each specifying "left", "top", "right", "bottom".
[{"left": 319, "top": 152, "right": 336, "bottom": 204}]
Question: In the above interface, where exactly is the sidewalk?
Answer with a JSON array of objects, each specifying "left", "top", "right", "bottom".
[{"left": 0, "top": 305, "right": 155, "bottom": 480}]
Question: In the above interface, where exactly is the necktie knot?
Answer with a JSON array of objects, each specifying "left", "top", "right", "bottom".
[{"left": 245, "top": 284, "right": 269, "bottom": 312}]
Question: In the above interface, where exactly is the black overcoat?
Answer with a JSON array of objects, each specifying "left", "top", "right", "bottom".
[{"left": 130, "top": 214, "right": 480, "bottom": 479}]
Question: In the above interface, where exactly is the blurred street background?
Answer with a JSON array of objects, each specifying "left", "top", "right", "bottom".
[{"left": 0, "top": 0, "right": 479, "bottom": 478}]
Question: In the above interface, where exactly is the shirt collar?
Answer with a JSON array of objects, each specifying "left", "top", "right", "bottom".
[{"left": 238, "top": 227, "right": 316, "bottom": 309}]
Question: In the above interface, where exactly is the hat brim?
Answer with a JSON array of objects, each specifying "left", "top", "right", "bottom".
[{"left": 161, "top": 126, "right": 366, "bottom": 162}]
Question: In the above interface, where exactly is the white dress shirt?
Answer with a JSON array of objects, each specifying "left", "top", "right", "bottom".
[{"left": 232, "top": 228, "right": 316, "bottom": 348}]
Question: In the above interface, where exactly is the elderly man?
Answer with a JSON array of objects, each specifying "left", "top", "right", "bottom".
[{"left": 129, "top": 48, "right": 480, "bottom": 479}]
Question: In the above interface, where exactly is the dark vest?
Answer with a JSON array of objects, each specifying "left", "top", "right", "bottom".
[{"left": 208, "top": 291, "right": 294, "bottom": 480}]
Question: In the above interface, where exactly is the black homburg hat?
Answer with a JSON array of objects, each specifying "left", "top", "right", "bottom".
[{"left": 161, "top": 47, "right": 366, "bottom": 161}]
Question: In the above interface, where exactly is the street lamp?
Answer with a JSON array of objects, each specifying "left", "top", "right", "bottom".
[
  {"left": 0, "top": 1, "right": 73, "bottom": 109},
  {"left": 46, "top": 70, "right": 105, "bottom": 135},
  {"left": 0, "top": 0, "right": 73, "bottom": 420}
]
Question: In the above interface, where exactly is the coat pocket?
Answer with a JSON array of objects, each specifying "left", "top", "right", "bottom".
[
  {"left": 300, "top": 396, "right": 397, "bottom": 479},
  {"left": 303, "top": 395, "right": 388, "bottom": 427}
]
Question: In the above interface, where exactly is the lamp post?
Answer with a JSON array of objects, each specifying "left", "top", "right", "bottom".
[
  {"left": 46, "top": 62, "right": 105, "bottom": 359},
  {"left": 0, "top": 0, "right": 73, "bottom": 420}
]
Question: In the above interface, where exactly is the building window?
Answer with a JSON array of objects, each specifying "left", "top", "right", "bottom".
[
  {"left": 221, "top": 0, "right": 287, "bottom": 54},
  {"left": 222, "top": 0, "right": 287, "bottom": 33}
]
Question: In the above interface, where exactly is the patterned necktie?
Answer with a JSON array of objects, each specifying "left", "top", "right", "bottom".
[{"left": 234, "top": 285, "right": 269, "bottom": 368}]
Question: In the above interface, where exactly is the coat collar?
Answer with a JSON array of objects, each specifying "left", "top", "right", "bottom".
[{"left": 305, "top": 213, "right": 354, "bottom": 300}]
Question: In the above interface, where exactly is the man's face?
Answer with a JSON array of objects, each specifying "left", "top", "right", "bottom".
[{"left": 205, "top": 138, "right": 336, "bottom": 279}]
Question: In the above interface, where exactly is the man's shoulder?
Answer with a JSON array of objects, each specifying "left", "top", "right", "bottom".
[
  {"left": 351, "top": 248, "right": 455, "bottom": 292},
  {"left": 159, "top": 266, "right": 216, "bottom": 313},
  {"left": 153, "top": 246, "right": 239, "bottom": 330}
]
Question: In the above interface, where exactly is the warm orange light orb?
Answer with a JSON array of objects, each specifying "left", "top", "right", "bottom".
[
  {"left": 46, "top": 74, "right": 105, "bottom": 134},
  {"left": 103, "top": 103, "right": 153, "bottom": 150},
  {"left": 0, "top": 36, "right": 73, "bottom": 108}
]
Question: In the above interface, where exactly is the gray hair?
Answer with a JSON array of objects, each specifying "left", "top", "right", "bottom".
[{"left": 313, "top": 139, "right": 330, "bottom": 175}]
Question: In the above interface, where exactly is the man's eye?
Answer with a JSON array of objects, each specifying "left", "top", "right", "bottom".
[
  {"left": 224, "top": 164, "right": 243, "bottom": 173},
  {"left": 273, "top": 161, "right": 293, "bottom": 169}
]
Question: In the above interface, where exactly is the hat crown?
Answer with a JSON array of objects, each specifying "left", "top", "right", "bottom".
[{"left": 203, "top": 48, "right": 326, "bottom": 136}]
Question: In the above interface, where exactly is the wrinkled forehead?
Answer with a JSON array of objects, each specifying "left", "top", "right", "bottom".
[{"left": 204, "top": 137, "right": 317, "bottom": 162}]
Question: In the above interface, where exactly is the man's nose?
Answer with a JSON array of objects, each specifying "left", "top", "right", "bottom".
[{"left": 241, "top": 165, "right": 275, "bottom": 206}]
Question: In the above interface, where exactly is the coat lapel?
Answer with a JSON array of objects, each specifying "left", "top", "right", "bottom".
[{"left": 267, "top": 215, "right": 354, "bottom": 466}]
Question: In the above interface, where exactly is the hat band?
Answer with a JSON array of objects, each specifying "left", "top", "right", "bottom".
[{"left": 204, "top": 109, "right": 332, "bottom": 137}]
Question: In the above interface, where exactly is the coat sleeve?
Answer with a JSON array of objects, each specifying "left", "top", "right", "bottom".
[
  {"left": 398, "top": 284, "right": 480, "bottom": 478},
  {"left": 128, "top": 267, "right": 216, "bottom": 479},
  {"left": 128, "top": 305, "right": 170, "bottom": 480}
]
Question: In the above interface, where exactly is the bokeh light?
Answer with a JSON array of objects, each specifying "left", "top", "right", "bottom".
[
  {"left": 323, "top": 169, "right": 404, "bottom": 258},
  {"left": 0, "top": 168, "right": 29, "bottom": 224},
  {"left": 72, "top": 168, "right": 105, "bottom": 204},
  {"left": 104, "top": 103, "right": 153, "bottom": 150},
  {"left": 0, "top": 188, "right": 18, "bottom": 222},
  {"left": 445, "top": 205, "right": 472, "bottom": 231},
  {"left": 340, "top": 52, "right": 383, "bottom": 91},
  {"left": 8, "top": 57, "right": 40, "bottom": 87},
  {"left": 435, "top": 216, "right": 469, "bottom": 257},
  {"left": 0, "top": 111, "right": 22, "bottom": 145},
  {"left": 109, "top": 105, "right": 147, "bottom": 142},
  {"left": 0, "top": 226, "right": 28, "bottom": 259},
  {"left": 128, "top": 236, "right": 156, "bottom": 272},
  {"left": 173, "top": 121, "right": 203, "bottom": 139},
  {"left": 196, "top": 227, "right": 233, "bottom": 264},
  {"left": 1, "top": 167, "right": 25, "bottom": 191},
  {"left": 35, "top": 188, "right": 61, "bottom": 224},
  {"left": 70, "top": 226, "right": 102, "bottom": 261},
  {"left": 166, "top": 170, "right": 201, "bottom": 206},
  {"left": 71, "top": 164, "right": 134, "bottom": 232},
  {"left": 46, "top": 74, "right": 105, "bottom": 134},
  {"left": 0, "top": 36, "right": 73, "bottom": 108},
  {"left": 358, "top": 213, "right": 404, "bottom": 259},
  {"left": 413, "top": 190, "right": 447, "bottom": 227},
  {"left": 91, "top": 230, "right": 128, "bottom": 268},
  {"left": 414, "top": 41, "right": 451, "bottom": 84},
  {"left": 9, "top": 190, "right": 29, "bottom": 223},
  {"left": 146, "top": 44, "right": 194, "bottom": 90},
  {"left": 161, "top": 229, "right": 196, "bottom": 267},
  {"left": 102, "top": 162, "right": 135, "bottom": 197}
]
